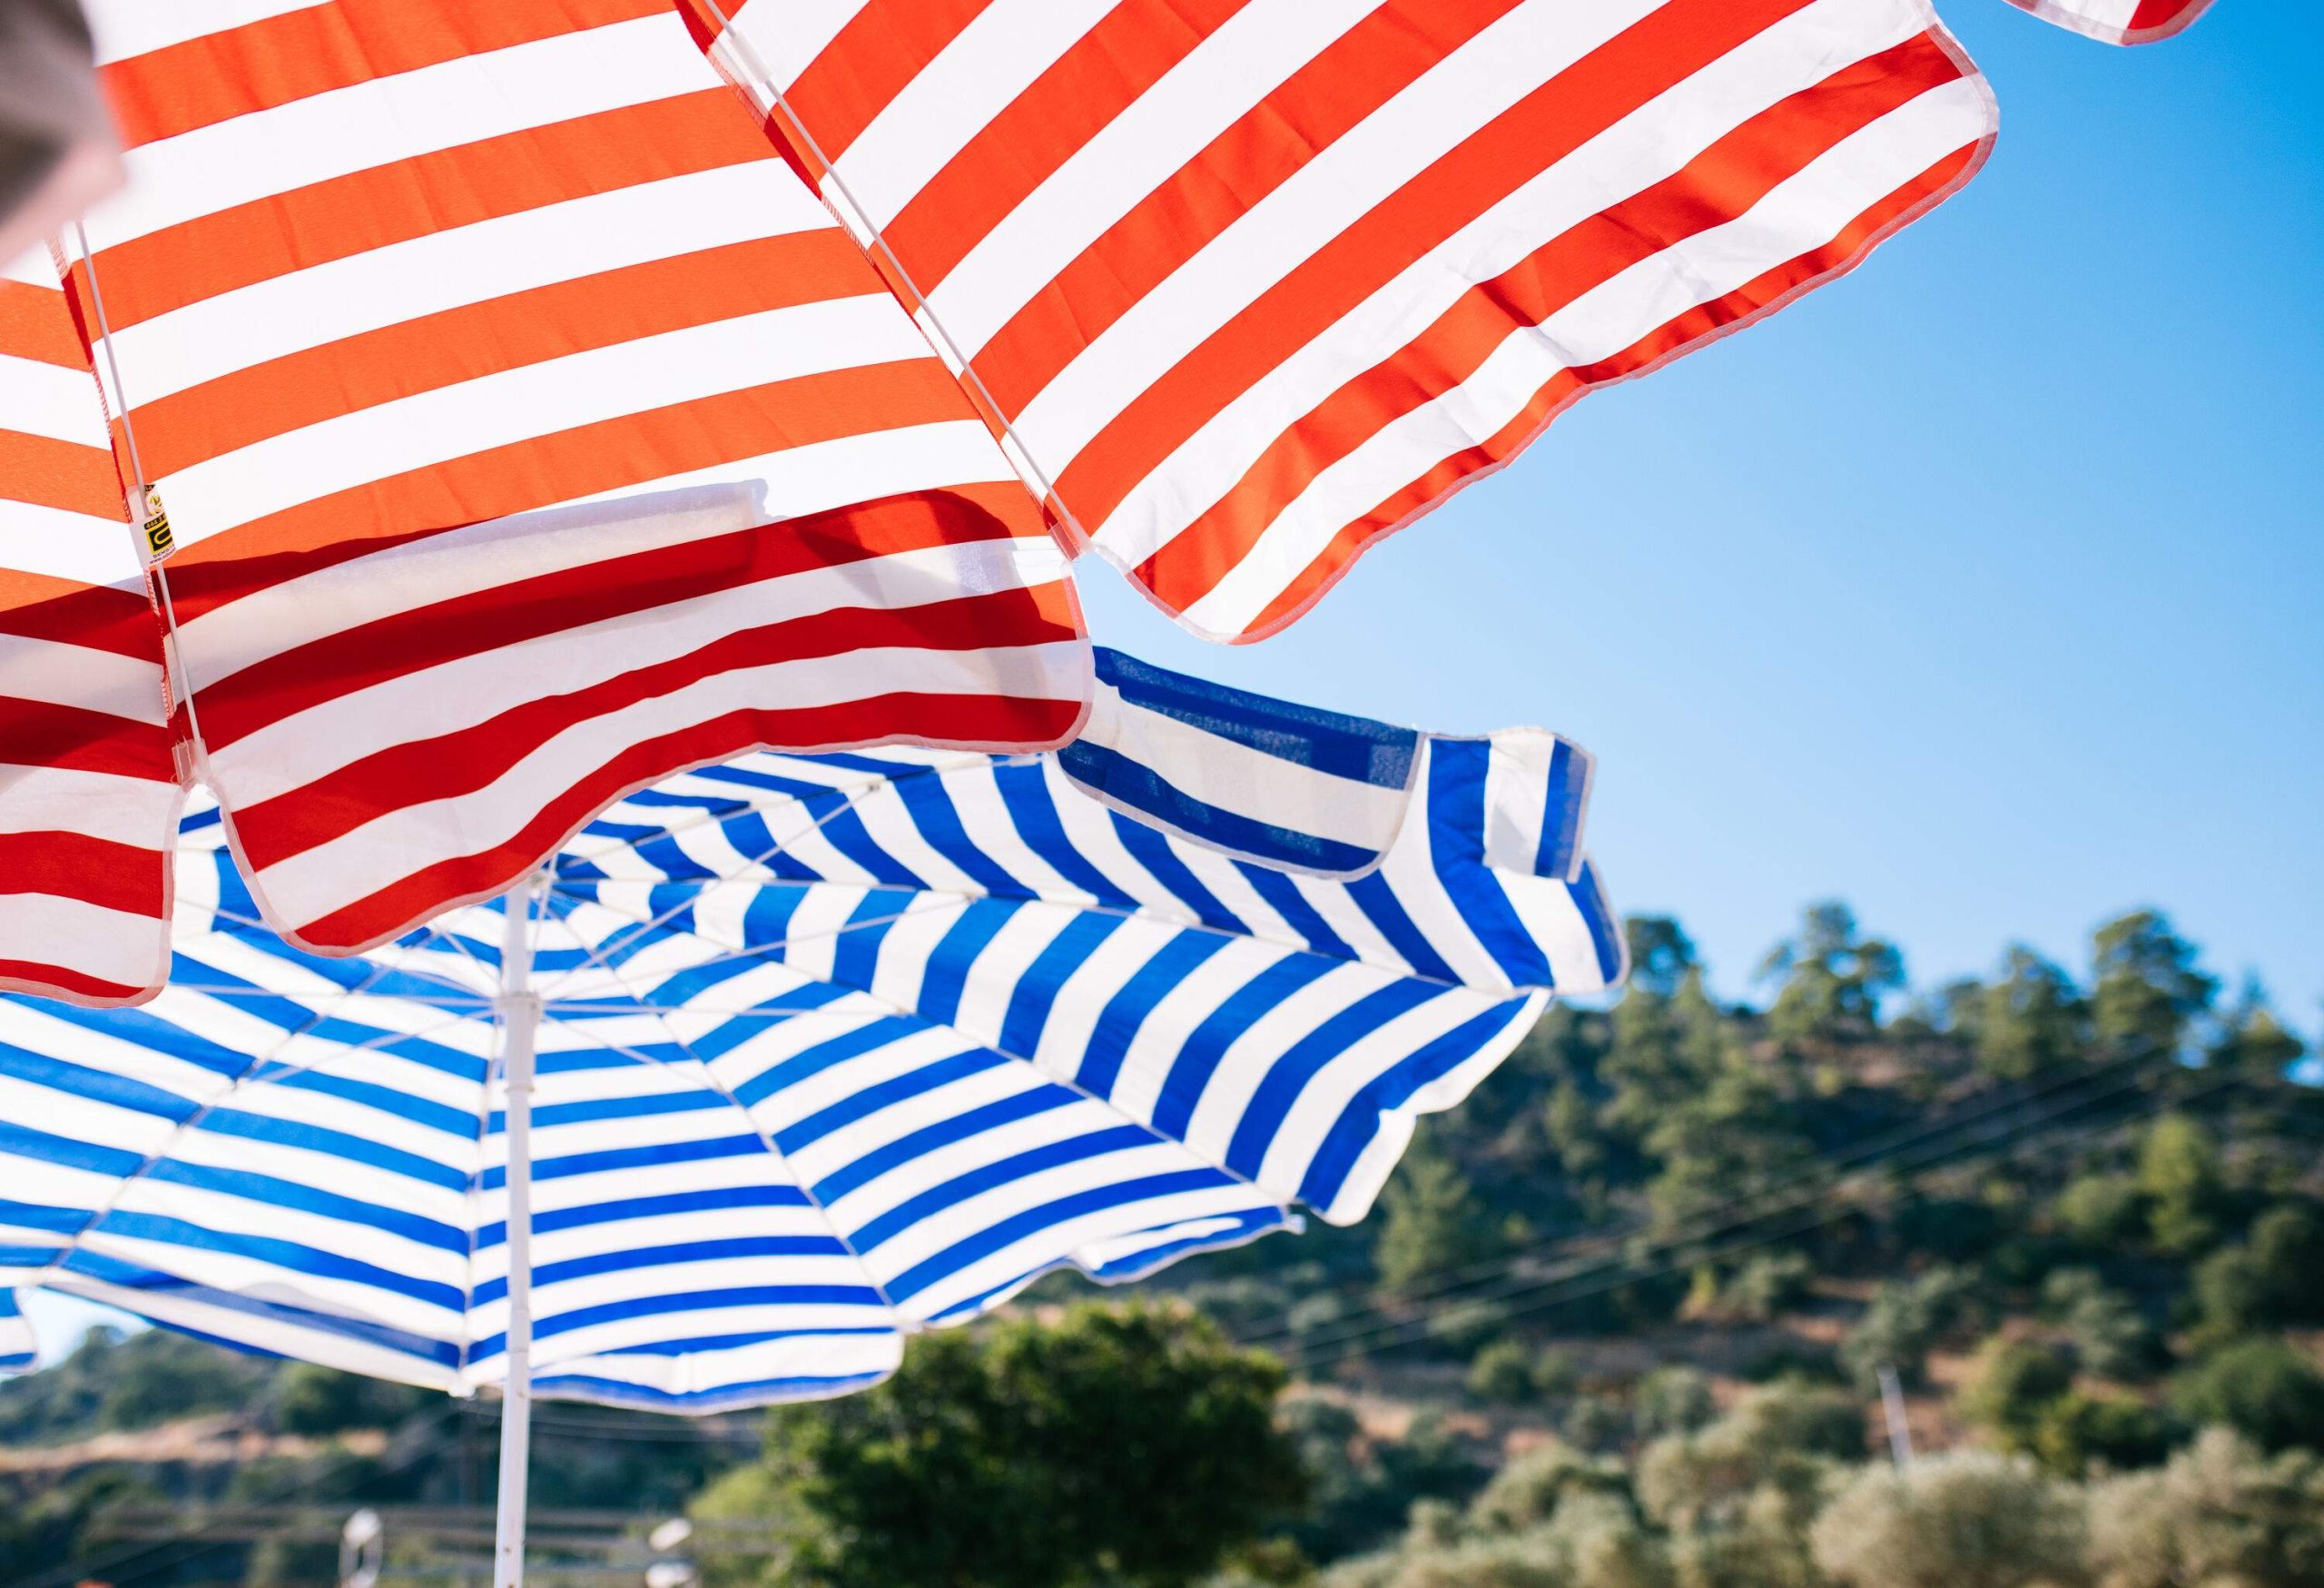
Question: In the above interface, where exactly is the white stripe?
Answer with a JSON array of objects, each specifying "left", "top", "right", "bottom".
[
  {"left": 160, "top": 293, "right": 936, "bottom": 542},
  {"left": 831, "top": 0, "right": 1115, "bottom": 231},
  {"left": 206, "top": 536, "right": 1050, "bottom": 804},
  {"left": 1011, "top": 0, "right": 1662, "bottom": 469},
  {"left": 927, "top": 0, "right": 1377, "bottom": 353},
  {"left": 1183, "top": 74, "right": 1991, "bottom": 634},
  {"left": 1076, "top": 679, "right": 1412, "bottom": 859},
  {"left": 177, "top": 419, "right": 1021, "bottom": 682},
  {"left": 87, "top": 0, "right": 333, "bottom": 64},
  {"left": 0, "top": 632, "right": 163, "bottom": 720},
  {"left": 0, "top": 892, "right": 163, "bottom": 991},
  {"left": 110, "top": 162, "right": 830, "bottom": 403},
  {"left": 247, "top": 640, "right": 1086, "bottom": 931},
  {"left": 0, "top": 357, "right": 110, "bottom": 446},
  {"left": 0, "top": 765, "right": 176, "bottom": 843},
  {"left": 0, "top": 501, "right": 136, "bottom": 586},
  {"left": 87, "top": 16, "right": 710, "bottom": 248}
]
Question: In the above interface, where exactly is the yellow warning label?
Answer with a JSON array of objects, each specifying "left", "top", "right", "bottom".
[{"left": 142, "top": 488, "right": 173, "bottom": 561}]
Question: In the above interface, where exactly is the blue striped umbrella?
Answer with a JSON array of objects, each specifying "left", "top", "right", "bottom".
[{"left": 0, "top": 646, "right": 1621, "bottom": 1574}]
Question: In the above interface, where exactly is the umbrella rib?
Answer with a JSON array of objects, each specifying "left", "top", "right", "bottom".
[
  {"left": 538, "top": 759, "right": 968, "bottom": 991},
  {"left": 566, "top": 900, "right": 1301, "bottom": 1239},
  {"left": 18, "top": 1000, "right": 493, "bottom": 1292},
  {"left": 539, "top": 953, "right": 913, "bottom": 1334}
]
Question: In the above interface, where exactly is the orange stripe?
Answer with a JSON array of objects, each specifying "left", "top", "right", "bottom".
[
  {"left": 193, "top": 479, "right": 1042, "bottom": 749},
  {"left": 130, "top": 231, "right": 882, "bottom": 477},
  {"left": 882, "top": 0, "right": 1251, "bottom": 291},
  {"left": 1138, "top": 32, "right": 1965, "bottom": 612},
  {"left": 1241, "top": 140, "right": 1986, "bottom": 638},
  {"left": 1049, "top": 0, "right": 1834, "bottom": 528},
  {"left": 782, "top": 0, "right": 987, "bottom": 165},
  {"left": 0, "top": 281, "right": 89, "bottom": 368},
  {"left": 163, "top": 359, "right": 1028, "bottom": 617},
  {"left": 102, "top": 0, "right": 672, "bottom": 148},
  {"left": 0, "top": 431, "right": 127, "bottom": 519},
  {"left": 73, "top": 91, "right": 770, "bottom": 330},
  {"left": 965, "top": 0, "right": 1527, "bottom": 419}
]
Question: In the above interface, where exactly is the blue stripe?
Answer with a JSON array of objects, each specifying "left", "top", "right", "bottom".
[
  {"left": 1057, "top": 742, "right": 1379, "bottom": 873},
  {"left": 1089, "top": 648, "right": 1417, "bottom": 787},
  {"left": 1072, "top": 930, "right": 1231, "bottom": 1099},
  {"left": 1297, "top": 998, "right": 1532, "bottom": 1208}
]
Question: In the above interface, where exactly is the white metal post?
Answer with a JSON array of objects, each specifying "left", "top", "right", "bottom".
[{"left": 494, "top": 878, "right": 546, "bottom": 1588}]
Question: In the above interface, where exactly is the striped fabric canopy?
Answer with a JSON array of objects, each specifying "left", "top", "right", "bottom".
[
  {"left": 0, "top": 649, "right": 1624, "bottom": 1411},
  {"left": 2004, "top": 0, "right": 2212, "bottom": 45},
  {"left": 0, "top": 1, "right": 1088, "bottom": 1009},
  {"left": 687, "top": 0, "right": 2001, "bottom": 641}
]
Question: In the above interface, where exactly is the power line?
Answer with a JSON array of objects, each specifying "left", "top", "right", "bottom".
[
  {"left": 1287, "top": 1065, "right": 2247, "bottom": 1372},
  {"left": 1238, "top": 1046, "right": 2187, "bottom": 1359},
  {"left": 1236, "top": 1040, "right": 2181, "bottom": 1344}
]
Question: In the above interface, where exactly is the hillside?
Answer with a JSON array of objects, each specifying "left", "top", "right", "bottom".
[{"left": 5, "top": 902, "right": 2321, "bottom": 1587}]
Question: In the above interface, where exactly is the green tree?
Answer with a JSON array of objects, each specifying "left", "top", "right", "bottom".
[
  {"left": 1758, "top": 902, "right": 1905, "bottom": 1049},
  {"left": 2172, "top": 1340, "right": 2324, "bottom": 1455},
  {"left": 2040, "top": 1269, "right": 2159, "bottom": 1381},
  {"left": 700, "top": 1302, "right": 1305, "bottom": 1588},
  {"left": 1959, "top": 1336, "right": 2076, "bottom": 1455},
  {"left": 1970, "top": 946, "right": 2089, "bottom": 1082},
  {"left": 2031, "top": 1393, "right": 2172, "bottom": 1478},
  {"left": 1625, "top": 916, "right": 1700, "bottom": 1000},
  {"left": 2137, "top": 1113, "right": 2227, "bottom": 1257},
  {"left": 1839, "top": 1267, "right": 1977, "bottom": 1390},
  {"left": 1468, "top": 1338, "right": 1541, "bottom": 1406},
  {"left": 1375, "top": 1139, "right": 1500, "bottom": 1297},
  {"left": 2056, "top": 1171, "right": 2146, "bottom": 1250},
  {"left": 2208, "top": 979, "right": 2308, "bottom": 1077},
  {"left": 2090, "top": 911, "right": 2217, "bottom": 1063}
]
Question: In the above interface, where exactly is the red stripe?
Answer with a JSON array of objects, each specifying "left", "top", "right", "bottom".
[
  {"left": 0, "top": 960, "right": 151, "bottom": 1003},
  {"left": 129, "top": 230, "right": 881, "bottom": 477},
  {"left": 192, "top": 482, "right": 1041, "bottom": 749},
  {"left": 1243, "top": 138, "right": 1985, "bottom": 636},
  {"left": 72, "top": 91, "right": 769, "bottom": 330},
  {"left": 0, "top": 699, "right": 179, "bottom": 780},
  {"left": 163, "top": 358, "right": 1011, "bottom": 618},
  {"left": 102, "top": 0, "right": 672, "bottom": 147},
  {"left": 0, "top": 832, "right": 170, "bottom": 918},
  {"left": 231, "top": 577, "right": 1077, "bottom": 869},
  {"left": 289, "top": 686, "right": 1083, "bottom": 954},
  {"left": 1137, "top": 32, "right": 1965, "bottom": 612},
  {"left": 967, "top": 0, "right": 1526, "bottom": 419},
  {"left": 881, "top": 0, "right": 1252, "bottom": 291},
  {"left": 1050, "top": 0, "right": 1834, "bottom": 528},
  {"left": 0, "top": 580, "right": 160, "bottom": 654}
]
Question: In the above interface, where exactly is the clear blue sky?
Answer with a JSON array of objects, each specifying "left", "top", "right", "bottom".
[{"left": 1081, "top": 1, "right": 2324, "bottom": 1031}]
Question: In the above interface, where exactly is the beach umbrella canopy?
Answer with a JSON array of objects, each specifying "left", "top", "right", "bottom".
[
  {"left": 0, "top": 0, "right": 1090, "bottom": 1009},
  {"left": 0, "top": 646, "right": 1621, "bottom": 1573}
]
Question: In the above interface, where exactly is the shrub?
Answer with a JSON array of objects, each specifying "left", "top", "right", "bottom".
[
  {"left": 1839, "top": 1267, "right": 1977, "bottom": 1389},
  {"left": 1726, "top": 1252, "right": 1815, "bottom": 1321},
  {"left": 1470, "top": 1338, "right": 1542, "bottom": 1406},
  {"left": 1634, "top": 1367, "right": 1718, "bottom": 1438},
  {"left": 2084, "top": 1429, "right": 2324, "bottom": 1588},
  {"left": 2057, "top": 1173, "right": 2146, "bottom": 1250},
  {"left": 2171, "top": 1340, "right": 2324, "bottom": 1454},
  {"left": 1809, "top": 1451, "right": 2087, "bottom": 1588},
  {"left": 1958, "top": 1337, "right": 2075, "bottom": 1454},
  {"left": 2031, "top": 1393, "right": 2173, "bottom": 1478}
]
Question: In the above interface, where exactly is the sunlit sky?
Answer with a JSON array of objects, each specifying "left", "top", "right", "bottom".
[{"left": 15, "top": 2, "right": 2320, "bottom": 1366}]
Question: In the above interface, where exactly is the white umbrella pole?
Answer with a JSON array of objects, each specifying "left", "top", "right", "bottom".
[{"left": 493, "top": 877, "right": 545, "bottom": 1588}]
